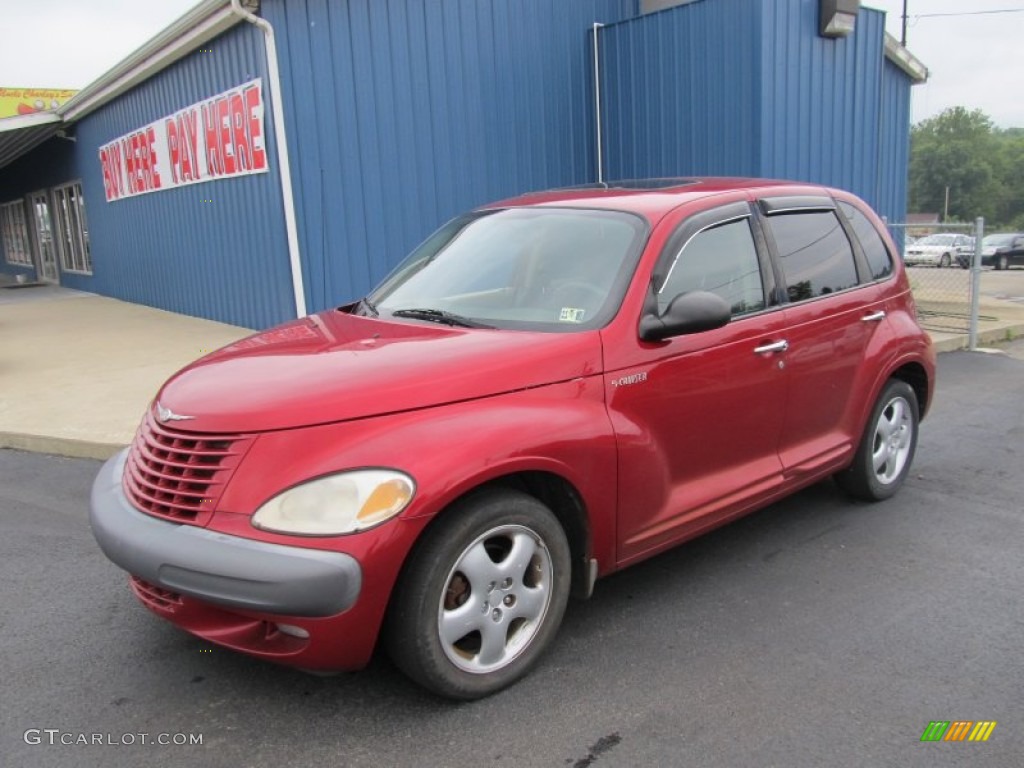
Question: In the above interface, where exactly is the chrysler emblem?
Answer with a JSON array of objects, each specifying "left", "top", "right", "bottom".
[{"left": 156, "top": 402, "right": 195, "bottom": 422}]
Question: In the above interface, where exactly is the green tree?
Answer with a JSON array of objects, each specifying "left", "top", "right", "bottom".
[
  {"left": 993, "top": 128, "right": 1024, "bottom": 228},
  {"left": 909, "top": 107, "right": 1001, "bottom": 223}
]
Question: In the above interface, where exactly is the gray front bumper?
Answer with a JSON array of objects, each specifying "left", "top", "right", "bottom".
[{"left": 89, "top": 450, "right": 361, "bottom": 617}]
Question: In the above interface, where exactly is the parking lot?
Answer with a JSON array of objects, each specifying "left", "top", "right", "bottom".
[
  {"left": 2, "top": 342, "right": 1022, "bottom": 768},
  {"left": 905, "top": 265, "right": 1024, "bottom": 335},
  {"left": 906, "top": 263, "right": 1024, "bottom": 302}
]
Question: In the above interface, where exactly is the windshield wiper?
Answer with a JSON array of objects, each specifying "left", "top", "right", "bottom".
[{"left": 390, "top": 308, "right": 494, "bottom": 329}]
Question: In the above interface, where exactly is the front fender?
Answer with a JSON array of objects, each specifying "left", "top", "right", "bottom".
[{"left": 218, "top": 375, "right": 618, "bottom": 570}]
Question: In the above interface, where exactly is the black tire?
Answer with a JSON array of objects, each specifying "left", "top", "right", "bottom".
[
  {"left": 385, "top": 488, "right": 571, "bottom": 700},
  {"left": 939, "top": 253, "right": 951, "bottom": 268},
  {"left": 997, "top": 255, "right": 1009, "bottom": 271},
  {"left": 835, "top": 379, "right": 919, "bottom": 502}
]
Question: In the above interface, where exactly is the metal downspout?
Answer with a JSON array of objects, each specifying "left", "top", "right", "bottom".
[
  {"left": 229, "top": 0, "right": 308, "bottom": 318},
  {"left": 592, "top": 23, "right": 605, "bottom": 184}
]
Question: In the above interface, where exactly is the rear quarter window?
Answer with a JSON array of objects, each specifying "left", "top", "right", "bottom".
[{"left": 838, "top": 201, "right": 893, "bottom": 281}]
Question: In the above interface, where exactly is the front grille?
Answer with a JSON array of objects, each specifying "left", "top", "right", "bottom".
[
  {"left": 123, "top": 409, "right": 252, "bottom": 525},
  {"left": 130, "top": 577, "right": 183, "bottom": 612}
]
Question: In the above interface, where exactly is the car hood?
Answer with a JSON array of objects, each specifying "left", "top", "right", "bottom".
[{"left": 153, "top": 309, "right": 604, "bottom": 433}]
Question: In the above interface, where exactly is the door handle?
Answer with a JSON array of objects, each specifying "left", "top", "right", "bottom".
[
  {"left": 754, "top": 340, "right": 789, "bottom": 355},
  {"left": 862, "top": 311, "right": 886, "bottom": 322}
]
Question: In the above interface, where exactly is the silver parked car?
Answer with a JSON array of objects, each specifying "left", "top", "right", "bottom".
[{"left": 904, "top": 233, "right": 972, "bottom": 268}]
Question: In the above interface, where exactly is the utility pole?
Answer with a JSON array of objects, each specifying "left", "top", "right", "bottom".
[{"left": 901, "top": 0, "right": 908, "bottom": 46}]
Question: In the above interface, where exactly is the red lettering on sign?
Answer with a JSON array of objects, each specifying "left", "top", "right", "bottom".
[
  {"left": 244, "top": 83, "right": 266, "bottom": 171},
  {"left": 165, "top": 119, "right": 180, "bottom": 185},
  {"left": 229, "top": 92, "right": 249, "bottom": 171},
  {"left": 146, "top": 126, "right": 162, "bottom": 190},
  {"left": 217, "top": 96, "right": 235, "bottom": 175},
  {"left": 131, "top": 132, "right": 144, "bottom": 192},
  {"left": 121, "top": 137, "right": 136, "bottom": 194},
  {"left": 110, "top": 144, "right": 124, "bottom": 199},
  {"left": 203, "top": 103, "right": 221, "bottom": 176},
  {"left": 100, "top": 148, "right": 116, "bottom": 201},
  {"left": 182, "top": 108, "right": 198, "bottom": 182}
]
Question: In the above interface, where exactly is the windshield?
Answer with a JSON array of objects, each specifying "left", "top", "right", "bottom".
[
  {"left": 983, "top": 234, "right": 1016, "bottom": 247},
  {"left": 917, "top": 234, "right": 957, "bottom": 246},
  {"left": 366, "top": 208, "right": 648, "bottom": 332}
]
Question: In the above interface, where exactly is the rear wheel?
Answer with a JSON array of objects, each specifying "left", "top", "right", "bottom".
[
  {"left": 385, "top": 489, "right": 571, "bottom": 700},
  {"left": 835, "top": 379, "right": 919, "bottom": 501}
]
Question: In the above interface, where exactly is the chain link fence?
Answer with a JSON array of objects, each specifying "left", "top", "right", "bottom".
[{"left": 885, "top": 219, "right": 986, "bottom": 344}]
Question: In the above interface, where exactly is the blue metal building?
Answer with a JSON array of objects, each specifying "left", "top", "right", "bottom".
[{"left": 0, "top": 0, "right": 926, "bottom": 329}]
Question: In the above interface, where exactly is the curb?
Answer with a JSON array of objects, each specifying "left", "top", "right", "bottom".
[
  {"left": 0, "top": 432, "right": 125, "bottom": 461},
  {"left": 928, "top": 322, "right": 1024, "bottom": 354}
]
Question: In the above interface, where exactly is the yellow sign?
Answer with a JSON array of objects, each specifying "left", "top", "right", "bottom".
[{"left": 0, "top": 88, "right": 77, "bottom": 119}]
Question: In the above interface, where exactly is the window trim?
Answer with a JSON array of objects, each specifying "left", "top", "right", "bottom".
[
  {"left": 651, "top": 201, "right": 776, "bottom": 320},
  {"left": 758, "top": 195, "right": 835, "bottom": 215}
]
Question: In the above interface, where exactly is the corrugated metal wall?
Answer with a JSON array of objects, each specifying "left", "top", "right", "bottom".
[
  {"left": 68, "top": 23, "right": 295, "bottom": 329},
  {"left": 598, "top": 0, "right": 909, "bottom": 222},
  {"left": 263, "top": 0, "right": 637, "bottom": 313},
  {"left": 758, "top": 0, "right": 885, "bottom": 205},
  {"left": 599, "top": 0, "right": 761, "bottom": 180},
  {"left": 876, "top": 57, "right": 912, "bottom": 228}
]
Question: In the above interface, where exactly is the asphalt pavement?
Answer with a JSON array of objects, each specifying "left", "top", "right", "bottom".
[{"left": 1, "top": 342, "right": 1022, "bottom": 768}]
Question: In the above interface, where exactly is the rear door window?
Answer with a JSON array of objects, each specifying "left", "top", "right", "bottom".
[{"left": 764, "top": 210, "right": 858, "bottom": 302}]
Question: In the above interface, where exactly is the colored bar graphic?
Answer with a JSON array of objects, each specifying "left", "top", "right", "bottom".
[
  {"left": 944, "top": 721, "right": 973, "bottom": 741},
  {"left": 920, "top": 720, "right": 997, "bottom": 743},
  {"left": 968, "top": 722, "right": 997, "bottom": 742},
  {"left": 920, "top": 722, "right": 949, "bottom": 742}
]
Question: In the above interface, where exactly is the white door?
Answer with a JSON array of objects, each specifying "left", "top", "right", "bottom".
[{"left": 28, "top": 191, "right": 59, "bottom": 284}]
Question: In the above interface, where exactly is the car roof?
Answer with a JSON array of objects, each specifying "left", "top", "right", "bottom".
[{"left": 484, "top": 177, "right": 839, "bottom": 222}]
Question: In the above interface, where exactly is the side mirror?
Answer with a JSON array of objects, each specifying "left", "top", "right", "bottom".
[{"left": 639, "top": 290, "right": 731, "bottom": 342}]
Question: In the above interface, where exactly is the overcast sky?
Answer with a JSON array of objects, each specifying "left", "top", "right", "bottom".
[
  {"left": 865, "top": 0, "right": 1023, "bottom": 128},
  {"left": 0, "top": 0, "right": 1021, "bottom": 128}
]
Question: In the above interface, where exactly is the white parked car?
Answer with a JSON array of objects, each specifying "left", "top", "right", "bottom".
[{"left": 903, "top": 233, "right": 972, "bottom": 267}]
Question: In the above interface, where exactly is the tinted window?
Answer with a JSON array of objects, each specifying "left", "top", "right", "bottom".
[
  {"left": 839, "top": 201, "right": 893, "bottom": 280},
  {"left": 766, "top": 211, "right": 858, "bottom": 302},
  {"left": 659, "top": 218, "right": 765, "bottom": 316}
]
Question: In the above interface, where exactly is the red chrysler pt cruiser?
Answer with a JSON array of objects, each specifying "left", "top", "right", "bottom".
[{"left": 90, "top": 178, "right": 935, "bottom": 699}]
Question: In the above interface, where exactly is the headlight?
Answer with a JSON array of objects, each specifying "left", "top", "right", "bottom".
[{"left": 251, "top": 470, "right": 415, "bottom": 536}]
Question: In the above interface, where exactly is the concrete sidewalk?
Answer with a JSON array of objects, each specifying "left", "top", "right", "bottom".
[
  {"left": 0, "top": 284, "right": 250, "bottom": 459},
  {"left": 3, "top": 280, "right": 1024, "bottom": 460}
]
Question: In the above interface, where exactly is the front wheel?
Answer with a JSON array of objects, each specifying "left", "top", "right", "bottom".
[
  {"left": 835, "top": 379, "right": 919, "bottom": 501},
  {"left": 385, "top": 489, "right": 571, "bottom": 700},
  {"left": 997, "top": 255, "right": 1009, "bottom": 271},
  {"left": 939, "top": 253, "right": 951, "bottom": 268}
]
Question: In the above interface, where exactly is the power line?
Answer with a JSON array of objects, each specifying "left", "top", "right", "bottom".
[{"left": 913, "top": 8, "right": 1024, "bottom": 18}]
